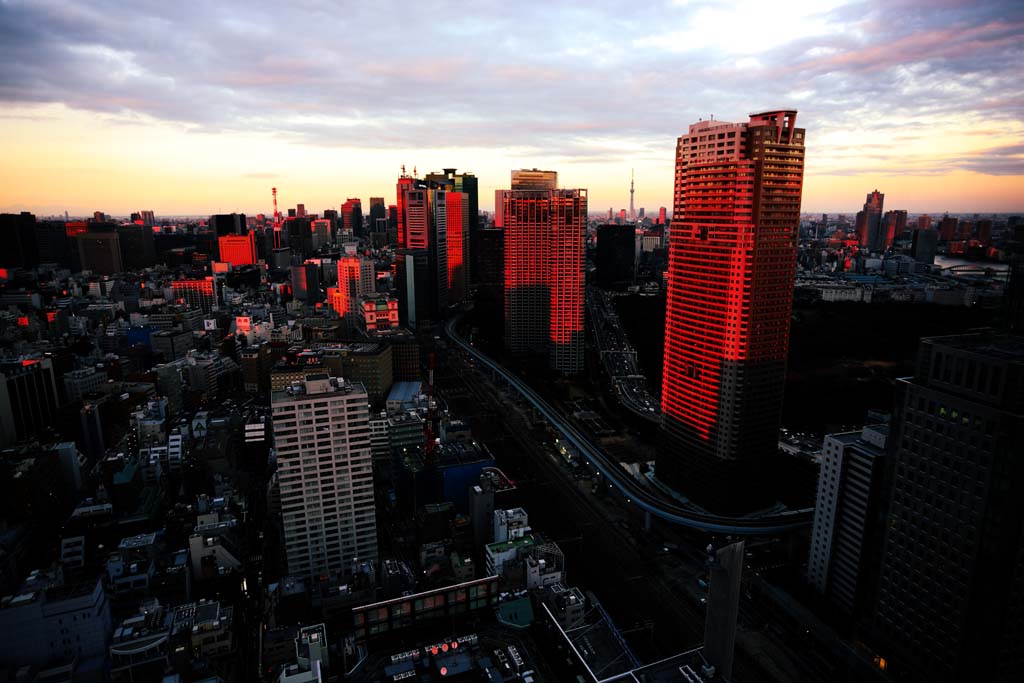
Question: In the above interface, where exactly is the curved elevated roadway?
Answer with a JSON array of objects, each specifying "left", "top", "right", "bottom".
[{"left": 445, "top": 315, "right": 813, "bottom": 535}]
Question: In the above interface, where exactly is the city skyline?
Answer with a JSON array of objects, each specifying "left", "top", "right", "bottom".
[{"left": 1, "top": 0, "right": 1023, "bottom": 216}]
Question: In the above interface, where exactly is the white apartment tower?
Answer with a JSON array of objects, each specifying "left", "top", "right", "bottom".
[{"left": 272, "top": 374, "right": 377, "bottom": 578}]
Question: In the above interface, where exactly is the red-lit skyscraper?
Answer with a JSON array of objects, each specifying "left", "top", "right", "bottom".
[
  {"left": 659, "top": 110, "right": 805, "bottom": 510},
  {"left": 445, "top": 191, "right": 467, "bottom": 305},
  {"left": 855, "top": 190, "right": 885, "bottom": 251},
  {"left": 341, "top": 198, "right": 362, "bottom": 240},
  {"left": 502, "top": 171, "right": 586, "bottom": 375}
]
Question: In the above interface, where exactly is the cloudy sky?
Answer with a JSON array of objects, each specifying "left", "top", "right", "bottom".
[{"left": 1, "top": 0, "right": 1021, "bottom": 216}]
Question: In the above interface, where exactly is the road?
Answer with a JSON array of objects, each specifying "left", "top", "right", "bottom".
[{"left": 445, "top": 313, "right": 814, "bottom": 535}]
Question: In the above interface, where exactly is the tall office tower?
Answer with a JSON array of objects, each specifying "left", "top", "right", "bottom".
[
  {"left": 138, "top": 210, "right": 156, "bottom": 227},
  {"left": 272, "top": 375, "right": 377, "bottom": 578},
  {"left": 477, "top": 228, "right": 505, "bottom": 335},
  {"left": 595, "top": 224, "right": 636, "bottom": 290},
  {"left": 855, "top": 190, "right": 884, "bottom": 251},
  {"left": 172, "top": 277, "right": 217, "bottom": 313},
  {"left": 116, "top": 224, "right": 156, "bottom": 270},
  {"left": 977, "top": 218, "right": 993, "bottom": 246},
  {"left": 395, "top": 174, "right": 450, "bottom": 322},
  {"left": 880, "top": 209, "right": 908, "bottom": 249},
  {"left": 658, "top": 110, "right": 805, "bottom": 510},
  {"left": 494, "top": 190, "right": 508, "bottom": 228},
  {"left": 291, "top": 262, "right": 323, "bottom": 303},
  {"left": 0, "top": 212, "right": 40, "bottom": 269},
  {"left": 0, "top": 358, "right": 60, "bottom": 447},
  {"left": 77, "top": 231, "right": 123, "bottom": 275},
  {"left": 396, "top": 175, "right": 417, "bottom": 247},
  {"left": 310, "top": 219, "right": 331, "bottom": 250},
  {"left": 34, "top": 220, "right": 70, "bottom": 268},
  {"left": 511, "top": 168, "right": 557, "bottom": 191},
  {"left": 368, "top": 197, "right": 386, "bottom": 226},
  {"left": 806, "top": 426, "right": 887, "bottom": 618},
  {"left": 210, "top": 213, "right": 247, "bottom": 239},
  {"left": 957, "top": 218, "right": 974, "bottom": 240},
  {"left": 446, "top": 190, "right": 468, "bottom": 305},
  {"left": 911, "top": 228, "right": 938, "bottom": 265},
  {"left": 428, "top": 189, "right": 449, "bottom": 313},
  {"left": 425, "top": 169, "right": 479, "bottom": 283},
  {"left": 939, "top": 214, "right": 957, "bottom": 241},
  {"left": 341, "top": 198, "right": 362, "bottom": 239},
  {"left": 296, "top": 203, "right": 306, "bottom": 218},
  {"left": 658, "top": 207, "right": 667, "bottom": 225},
  {"left": 873, "top": 334, "right": 1024, "bottom": 682},
  {"left": 502, "top": 174, "right": 587, "bottom": 375},
  {"left": 916, "top": 214, "right": 932, "bottom": 231},
  {"left": 386, "top": 205, "right": 398, "bottom": 245}
]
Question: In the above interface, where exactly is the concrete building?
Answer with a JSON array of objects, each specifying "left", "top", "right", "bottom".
[
  {"left": 0, "top": 357, "right": 60, "bottom": 447},
  {"left": 493, "top": 508, "right": 530, "bottom": 543},
  {"left": 873, "top": 334, "right": 1024, "bottom": 682},
  {"left": 502, "top": 173, "right": 586, "bottom": 375},
  {"left": 63, "top": 366, "right": 107, "bottom": 404},
  {"left": 0, "top": 570, "right": 112, "bottom": 670},
  {"left": 806, "top": 425, "right": 887, "bottom": 617},
  {"left": 659, "top": 110, "right": 805, "bottom": 511},
  {"left": 272, "top": 375, "right": 377, "bottom": 578}
]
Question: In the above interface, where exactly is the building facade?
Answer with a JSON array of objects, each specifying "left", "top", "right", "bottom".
[
  {"left": 872, "top": 334, "right": 1024, "bottom": 681},
  {"left": 658, "top": 110, "right": 805, "bottom": 510},
  {"left": 502, "top": 174, "right": 586, "bottom": 375},
  {"left": 271, "top": 376, "right": 377, "bottom": 578}
]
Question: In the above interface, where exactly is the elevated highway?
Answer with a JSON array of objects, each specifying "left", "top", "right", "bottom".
[{"left": 445, "top": 315, "right": 813, "bottom": 535}]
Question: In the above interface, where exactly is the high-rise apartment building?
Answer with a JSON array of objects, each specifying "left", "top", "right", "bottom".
[
  {"left": 445, "top": 190, "right": 467, "bottom": 305},
  {"left": 658, "top": 110, "right": 805, "bottom": 510},
  {"left": 218, "top": 232, "right": 257, "bottom": 267},
  {"left": 502, "top": 171, "right": 586, "bottom": 375},
  {"left": 807, "top": 426, "right": 888, "bottom": 618},
  {"left": 271, "top": 375, "right": 377, "bottom": 578},
  {"left": 872, "top": 334, "right": 1024, "bottom": 682}
]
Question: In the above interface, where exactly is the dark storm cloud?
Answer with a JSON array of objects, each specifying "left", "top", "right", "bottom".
[{"left": 0, "top": 0, "right": 1021, "bottom": 171}]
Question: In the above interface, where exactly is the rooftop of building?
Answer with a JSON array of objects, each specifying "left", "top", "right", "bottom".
[
  {"left": 486, "top": 534, "right": 536, "bottom": 554},
  {"left": 271, "top": 375, "right": 366, "bottom": 402},
  {"left": 387, "top": 381, "right": 423, "bottom": 403},
  {"left": 923, "top": 332, "right": 1024, "bottom": 361}
]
